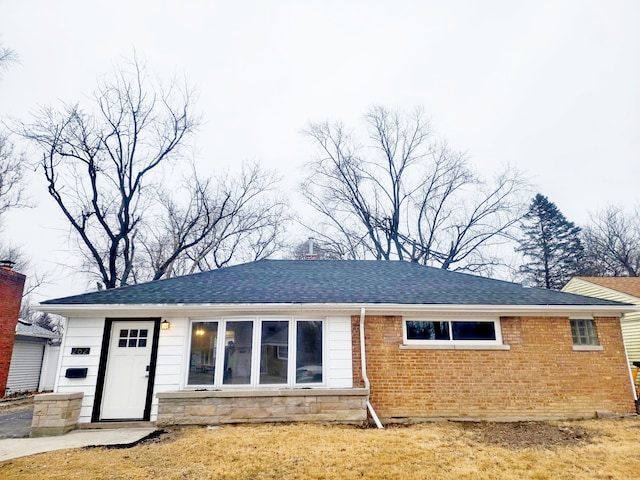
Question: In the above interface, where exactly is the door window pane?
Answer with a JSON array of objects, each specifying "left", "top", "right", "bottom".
[
  {"left": 223, "top": 321, "right": 253, "bottom": 385},
  {"left": 260, "top": 321, "right": 288, "bottom": 384},
  {"left": 188, "top": 322, "right": 218, "bottom": 385},
  {"left": 117, "top": 328, "right": 151, "bottom": 348},
  {"left": 296, "top": 321, "right": 323, "bottom": 383}
]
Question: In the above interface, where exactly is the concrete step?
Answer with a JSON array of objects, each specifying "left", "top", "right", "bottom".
[{"left": 78, "top": 421, "right": 156, "bottom": 430}]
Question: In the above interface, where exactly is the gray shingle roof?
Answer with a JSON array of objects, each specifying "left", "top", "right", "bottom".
[
  {"left": 41, "top": 260, "right": 625, "bottom": 307},
  {"left": 16, "top": 321, "right": 61, "bottom": 339}
]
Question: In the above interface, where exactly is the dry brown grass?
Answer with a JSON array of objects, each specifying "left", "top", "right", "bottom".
[{"left": 2, "top": 418, "right": 640, "bottom": 479}]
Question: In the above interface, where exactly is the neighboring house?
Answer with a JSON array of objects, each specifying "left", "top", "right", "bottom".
[
  {"left": 563, "top": 277, "right": 640, "bottom": 365},
  {"left": 37, "top": 260, "right": 637, "bottom": 431},
  {"left": 5, "top": 320, "right": 62, "bottom": 396}
]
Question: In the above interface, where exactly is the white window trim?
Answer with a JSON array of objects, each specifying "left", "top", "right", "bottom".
[
  {"left": 572, "top": 345, "right": 603, "bottom": 352},
  {"left": 402, "top": 317, "right": 505, "bottom": 349},
  {"left": 184, "top": 316, "right": 326, "bottom": 389}
]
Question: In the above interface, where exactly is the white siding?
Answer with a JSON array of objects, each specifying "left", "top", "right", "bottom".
[
  {"left": 5, "top": 337, "right": 45, "bottom": 394},
  {"left": 56, "top": 314, "right": 355, "bottom": 423},
  {"left": 150, "top": 317, "right": 188, "bottom": 419},
  {"left": 563, "top": 279, "right": 640, "bottom": 304},
  {"left": 622, "top": 312, "right": 640, "bottom": 363},
  {"left": 55, "top": 317, "right": 106, "bottom": 423},
  {"left": 325, "top": 316, "right": 353, "bottom": 388},
  {"left": 38, "top": 343, "right": 61, "bottom": 391}
]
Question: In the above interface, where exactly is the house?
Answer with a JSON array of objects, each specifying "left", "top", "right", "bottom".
[
  {"left": 563, "top": 277, "right": 640, "bottom": 365},
  {"left": 0, "top": 261, "right": 26, "bottom": 397},
  {"left": 5, "top": 320, "right": 62, "bottom": 396},
  {"left": 34, "top": 260, "right": 637, "bottom": 435}
]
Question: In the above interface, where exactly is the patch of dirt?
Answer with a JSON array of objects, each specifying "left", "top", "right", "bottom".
[
  {"left": 459, "top": 421, "right": 597, "bottom": 449},
  {"left": 92, "top": 427, "right": 185, "bottom": 450},
  {"left": 133, "top": 427, "right": 184, "bottom": 446},
  {"left": 0, "top": 392, "right": 35, "bottom": 413}
]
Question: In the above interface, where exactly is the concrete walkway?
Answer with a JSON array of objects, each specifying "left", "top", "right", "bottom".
[
  {"left": 0, "top": 427, "right": 156, "bottom": 461},
  {"left": 0, "top": 408, "right": 32, "bottom": 439}
]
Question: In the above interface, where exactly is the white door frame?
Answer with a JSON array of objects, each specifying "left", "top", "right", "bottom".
[{"left": 93, "top": 318, "right": 160, "bottom": 422}]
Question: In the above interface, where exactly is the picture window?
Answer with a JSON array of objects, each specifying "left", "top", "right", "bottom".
[{"left": 187, "top": 318, "right": 324, "bottom": 387}]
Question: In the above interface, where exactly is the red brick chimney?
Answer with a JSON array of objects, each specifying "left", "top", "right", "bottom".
[{"left": 0, "top": 260, "right": 26, "bottom": 396}]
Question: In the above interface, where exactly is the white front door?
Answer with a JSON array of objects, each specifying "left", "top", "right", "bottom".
[{"left": 100, "top": 320, "right": 155, "bottom": 420}]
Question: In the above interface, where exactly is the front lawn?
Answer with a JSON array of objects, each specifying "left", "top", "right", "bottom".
[{"left": 2, "top": 418, "right": 640, "bottom": 479}]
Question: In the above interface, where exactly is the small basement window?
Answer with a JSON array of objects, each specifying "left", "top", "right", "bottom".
[
  {"left": 402, "top": 318, "right": 507, "bottom": 349},
  {"left": 570, "top": 319, "right": 601, "bottom": 350}
]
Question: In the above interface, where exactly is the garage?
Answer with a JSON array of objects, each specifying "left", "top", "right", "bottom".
[{"left": 5, "top": 321, "right": 61, "bottom": 396}]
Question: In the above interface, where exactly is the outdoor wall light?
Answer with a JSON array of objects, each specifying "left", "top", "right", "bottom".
[{"left": 161, "top": 319, "right": 171, "bottom": 330}]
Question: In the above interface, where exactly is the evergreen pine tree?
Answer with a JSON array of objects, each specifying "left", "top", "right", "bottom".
[{"left": 517, "top": 194, "right": 584, "bottom": 290}]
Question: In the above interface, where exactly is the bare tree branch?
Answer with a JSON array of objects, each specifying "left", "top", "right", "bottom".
[
  {"left": 0, "top": 133, "right": 26, "bottom": 222},
  {"left": 138, "top": 161, "right": 288, "bottom": 280},
  {"left": 582, "top": 206, "right": 640, "bottom": 276},
  {"left": 16, "top": 57, "right": 199, "bottom": 288},
  {"left": 302, "top": 106, "right": 528, "bottom": 273},
  {"left": 0, "top": 46, "right": 18, "bottom": 80}
]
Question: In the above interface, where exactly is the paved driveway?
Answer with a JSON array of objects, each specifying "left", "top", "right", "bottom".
[{"left": 0, "top": 406, "right": 33, "bottom": 438}]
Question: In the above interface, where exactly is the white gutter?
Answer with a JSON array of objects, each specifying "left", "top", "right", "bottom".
[
  {"left": 360, "top": 307, "right": 383, "bottom": 429},
  {"left": 36, "top": 302, "right": 640, "bottom": 317}
]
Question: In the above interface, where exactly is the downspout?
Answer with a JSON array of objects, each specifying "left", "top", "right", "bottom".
[
  {"left": 620, "top": 320, "right": 638, "bottom": 403},
  {"left": 360, "top": 307, "right": 383, "bottom": 429}
]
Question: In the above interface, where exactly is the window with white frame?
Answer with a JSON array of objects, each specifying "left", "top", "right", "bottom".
[
  {"left": 187, "top": 317, "right": 324, "bottom": 387},
  {"left": 570, "top": 318, "right": 599, "bottom": 346},
  {"left": 403, "top": 318, "right": 502, "bottom": 345}
]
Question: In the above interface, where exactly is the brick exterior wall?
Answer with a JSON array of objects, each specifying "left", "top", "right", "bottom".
[
  {"left": 0, "top": 267, "right": 26, "bottom": 396},
  {"left": 352, "top": 315, "right": 636, "bottom": 421}
]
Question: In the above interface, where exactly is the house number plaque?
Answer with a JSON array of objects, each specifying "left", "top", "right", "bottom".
[{"left": 71, "top": 347, "right": 91, "bottom": 355}]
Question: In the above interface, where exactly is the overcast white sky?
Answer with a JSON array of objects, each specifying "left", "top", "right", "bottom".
[{"left": 1, "top": 1, "right": 638, "bottom": 301}]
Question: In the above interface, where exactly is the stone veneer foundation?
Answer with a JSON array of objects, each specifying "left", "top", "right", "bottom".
[
  {"left": 156, "top": 388, "right": 369, "bottom": 426},
  {"left": 31, "top": 392, "right": 83, "bottom": 437}
]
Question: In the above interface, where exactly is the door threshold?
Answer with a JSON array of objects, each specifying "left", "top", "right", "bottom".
[{"left": 79, "top": 421, "right": 156, "bottom": 430}]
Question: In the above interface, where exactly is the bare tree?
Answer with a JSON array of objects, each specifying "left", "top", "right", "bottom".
[
  {"left": 0, "top": 133, "right": 24, "bottom": 222},
  {"left": 137, "top": 162, "right": 288, "bottom": 280},
  {"left": 302, "top": 106, "right": 527, "bottom": 273},
  {"left": 0, "top": 45, "right": 23, "bottom": 225},
  {"left": 18, "top": 57, "right": 289, "bottom": 288},
  {"left": 17, "top": 57, "right": 199, "bottom": 288},
  {"left": 582, "top": 206, "right": 640, "bottom": 276}
]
